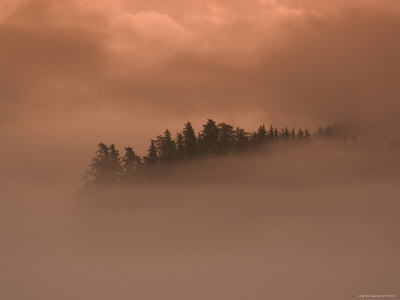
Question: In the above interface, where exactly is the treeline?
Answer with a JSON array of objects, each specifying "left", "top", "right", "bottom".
[{"left": 84, "top": 119, "right": 311, "bottom": 186}]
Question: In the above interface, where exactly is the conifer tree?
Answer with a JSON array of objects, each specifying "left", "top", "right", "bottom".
[
  {"left": 268, "top": 125, "right": 275, "bottom": 139},
  {"left": 182, "top": 121, "right": 197, "bottom": 158},
  {"left": 85, "top": 143, "right": 110, "bottom": 185},
  {"left": 282, "top": 127, "right": 290, "bottom": 139},
  {"left": 233, "top": 127, "right": 249, "bottom": 152},
  {"left": 84, "top": 120, "right": 316, "bottom": 189},
  {"left": 198, "top": 119, "right": 219, "bottom": 155},
  {"left": 217, "top": 122, "right": 234, "bottom": 154},
  {"left": 156, "top": 130, "right": 177, "bottom": 163},
  {"left": 122, "top": 147, "right": 142, "bottom": 180},
  {"left": 85, "top": 143, "right": 121, "bottom": 185},
  {"left": 273, "top": 128, "right": 279, "bottom": 139},
  {"left": 144, "top": 139, "right": 158, "bottom": 168},
  {"left": 254, "top": 124, "right": 267, "bottom": 145},
  {"left": 290, "top": 128, "right": 296, "bottom": 139},
  {"left": 176, "top": 133, "right": 184, "bottom": 159},
  {"left": 108, "top": 144, "right": 122, "bottom": 180},
  {"left": 297, "top": 128, "right": 305, "bottom": 138}
]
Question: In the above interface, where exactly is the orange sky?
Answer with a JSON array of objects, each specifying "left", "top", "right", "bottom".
[
  {"left": 1, "top": 0, "right": 400, "bottom": 174},
  {"left": 2, "top": 4, "right": 400, "bottom": 298}
]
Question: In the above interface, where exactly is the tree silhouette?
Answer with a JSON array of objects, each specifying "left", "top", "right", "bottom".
[
  {"left": 297, "top": 128, "right": 305, "bottom": 138},
  {"left": 182, "top": 122, "right": 197, "bottom": 158},
  {"left": 108, "top": 144, "right": 122, "bottom": 180},
  {"left": 281, "top": 127, "right": 290, "bottom": 139},
  {"left": 290, "top": 128, "right": 296, "bottom": 139},
  {"left": 217, "top": 122, "right": 234, "bottom": 154},
  {"left": 268, "top": 125, "right": 275, "bottom": 140},
  {"left": 176, "top": 133, "right": 184, "bottom": 160},
  {"left": 122, "top": 147, "right": 142, "bottom": 181},
  {"left": 84, "top": 119, "right": 318, "bottom": 188},
  {"left": 144, "top": 139, "right": 158, "bottom": 168},
  {"left": 273, "top": 128, "right": 279, "bottom": 139},
  {"left": 156, "top": 130, "right": 177, "bottom": 163},
  {"left": 253, "top": 124, "right": 267, "bottom": 145},
  {"left": 198, "top": 119, "right": 219, "bottom": 155},
  {"left": 233, "top": 127, "right": 249, "bottom": 152},
  {"left": 85, "top": 143, "right": 120, "bottom": 185}
]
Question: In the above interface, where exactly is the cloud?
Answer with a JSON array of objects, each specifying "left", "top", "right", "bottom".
[{"left": 1, "top": 0, "right": 400, "bottom": 167}]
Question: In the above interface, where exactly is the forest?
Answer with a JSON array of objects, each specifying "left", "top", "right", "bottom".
[{"left": 83, "top": 119, "right": 321, "bottom": 186}]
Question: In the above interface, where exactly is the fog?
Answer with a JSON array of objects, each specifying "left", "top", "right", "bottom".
[
  {"left": 1, "top": 0, "right": 400, "bottom": 298},
  {"left": 1, "top": 141, "right": 399, "bottom": 299}
]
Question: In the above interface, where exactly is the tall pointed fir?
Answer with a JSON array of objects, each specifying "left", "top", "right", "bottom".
[
  {"left": 144, "top": 139, "right": 158, "bottom": 168},
  {"left": 290, "top": 128, "right": 296, "bottom": 139},
  {"left": 85, "top": 143, "right": 121, "bottom": 185},
  {"left": 176, "top": 133, "right": 184, "bottom": 160},
  {"left": 273, "top": 128, "right": 279, "bottom": 139},
  {"left": 217, "top": 122, "right": 234, "bottom": 154},
  {"left": 282, "top": 127, "right": 290, "bottom": 139},
  {"left": 122, "top": 147, "right": 142, "bottom": 181},
  {"left": 297, "top": 128, "right": 305, "bottom": 139},
  {"left": 253, "top": 124, "right": 267, "bottom": 145},
  {"left": 108, "top": 144, "right": 122, "bottom": 181},
  {"left": 156, "top": 129, "right": 177, "bottom": 163},
  {"left": 198, "top": 119, "right": 219, "bottom": 155},
  {"left": 268, "top": 125, "right": 275, "bottom": 140},
  {"left": 85, "top": 143, "right": 110, "bottom": 185},
  {"left": 182, "top": 121, "right": 197, "bottom": 158}
]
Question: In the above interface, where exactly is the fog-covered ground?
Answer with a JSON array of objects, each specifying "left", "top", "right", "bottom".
[{"left": 1, "top": 141, "right": 399, "bottom": 300}]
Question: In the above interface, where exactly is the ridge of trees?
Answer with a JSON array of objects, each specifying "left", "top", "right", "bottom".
[{"left": 84, "top": 120, "right": 313, "bottom": 186}]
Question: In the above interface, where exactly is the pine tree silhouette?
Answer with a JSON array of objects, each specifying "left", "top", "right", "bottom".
[
  {"left": 85, "top": 143, "right": 120, "bottom": 185},
  {"left": 122, "top": 147, "right": 142, "bottom": 181},
  {"left": 233, "top": 127, "right": 249, "bottom": 152},
  {"left": 297, "top": 128, "right": 304, "bottom": 138},
  {"left": 268, "top": 125, "right": 275, "bottom": 140},
  {"left": 290, "top": 128, "right": 296, "bottom": 139},
  {"left": 198, "top": 119, "right": 219, "bottom": 155},
  {"left": 156, "top": 130, "right": 177, "bottom": 163},
  {"left": 273, "top": 128, "right": 279, "bottom": 139},
  {"left": 182, "top": 122, "right": 197, "bottom": 158},
  {"left": 253, "top": 124, "right": 267, "bottom": 145},
  {"left": 176, "top": 133, "right": 184, "bottom": 160},
  {"left": 217, "top": 122, "right": 234, "bottom": 154},
  {"left": 108, "top": 144, "right": 122, "bottom": 181},
  {"left": 144, "top": 139, "right": 158, "bottom": 169},
  {"left": 282, "top": 127, "right": 290, "bottom": 139},
  {"left": 84, "top": 119, "right": 317, "bottom": 188}
]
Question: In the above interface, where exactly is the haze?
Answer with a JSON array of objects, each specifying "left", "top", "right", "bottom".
[{"left": 0, "top": 0, "right": 399, "bottom": 299}]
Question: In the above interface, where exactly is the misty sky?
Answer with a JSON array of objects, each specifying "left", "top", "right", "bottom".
[
  {"left": 1, "top": 3, "right": 400, "bottom": 299},
  {"left": 1, "top": 0, "right": 400, "bottom": 175}
]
